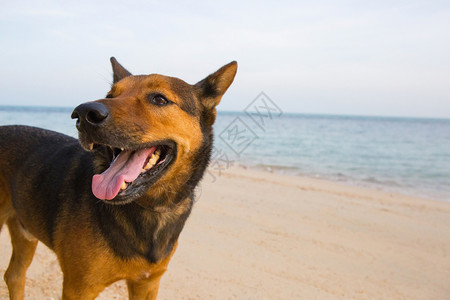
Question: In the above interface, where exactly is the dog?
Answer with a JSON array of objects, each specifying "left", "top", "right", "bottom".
[{"left": 0, "top": 57, "right": 237, "bottom": 299}]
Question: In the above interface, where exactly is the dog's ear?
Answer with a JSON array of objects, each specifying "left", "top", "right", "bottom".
[
  {"left": 195, "top": 61, "right": 237, "bottom": 112},
  {"left": 110, "top": 57, "right": 132, "bottom": 83}
]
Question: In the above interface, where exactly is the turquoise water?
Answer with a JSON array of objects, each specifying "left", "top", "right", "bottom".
[
  {"left": 214, "top": 112, "right": 450, "bottom": 202},
  {"left": 1, "top": 106, "right": 449, "bottom": 202}
]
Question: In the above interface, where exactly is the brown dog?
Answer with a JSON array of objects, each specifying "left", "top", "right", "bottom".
[{"left": 0, "top": 57, "right": 237, "bottom": 299}]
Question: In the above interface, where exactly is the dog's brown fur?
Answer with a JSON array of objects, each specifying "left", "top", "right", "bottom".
[{"left": 0, "top": 57, "right": 237, "bottom": 299}]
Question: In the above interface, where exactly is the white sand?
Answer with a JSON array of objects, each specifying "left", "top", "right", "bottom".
[{"left": 1, "top": 167, "right": 449, "bottom": 299}]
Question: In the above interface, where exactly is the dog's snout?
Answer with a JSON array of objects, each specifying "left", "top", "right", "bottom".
[{"left": 72, "top": 102, "right": 109, "bottom": 128}]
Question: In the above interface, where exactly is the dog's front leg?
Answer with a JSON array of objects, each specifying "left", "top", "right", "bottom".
[
  {"left": 126, "top": 242, "right": 177, "bottom": 300},
  {"left": 126, "top": 271, "right": 165, "bottom": 300},
  {"left": 61, "top": 276, "right": 106, "bottom": 300},
  {"left": 4, "top": 217, "right": 38, "bottom": 300}
]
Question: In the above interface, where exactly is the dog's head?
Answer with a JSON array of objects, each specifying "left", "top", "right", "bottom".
[{"left": 71, "top": 57, "right": 237, "bottom": 205}]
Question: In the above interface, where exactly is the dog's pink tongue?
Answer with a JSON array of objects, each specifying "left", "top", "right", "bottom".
[{"left": 92, "top": 147, "right": 156, "bottom": 200}]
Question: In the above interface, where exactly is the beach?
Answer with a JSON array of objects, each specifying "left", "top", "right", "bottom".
[{"left": 0, "top": 166, "right": 449, "bottom": 299}]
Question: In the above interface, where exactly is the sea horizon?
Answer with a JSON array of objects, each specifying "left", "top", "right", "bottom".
[{"left": 1, "top": 104, "right": 449, "bottom": 121}]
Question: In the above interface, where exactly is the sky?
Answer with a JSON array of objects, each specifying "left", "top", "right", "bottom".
[{"left": 1, "top": 0, "right": 449, "bottom": 118}]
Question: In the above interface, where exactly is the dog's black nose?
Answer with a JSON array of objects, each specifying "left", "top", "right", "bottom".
[{"left": 71, "top": 102, "right": 109, "bottom": 128}]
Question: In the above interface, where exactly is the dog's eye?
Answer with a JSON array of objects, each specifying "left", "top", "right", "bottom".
[
  {"left": 150, "top": 94, "right": 169, "bottom": 106},
  {"left": 105, "top": 94, "right": 113, "bottom": 98}
]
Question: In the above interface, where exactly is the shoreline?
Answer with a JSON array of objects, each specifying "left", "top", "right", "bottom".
[
  {"left": 231, "top": 162, "right": 450, "bottom": 204},
  {"left": 216, "top": 165, "right": 448, "bottom": 205},
  {"left": 1, "top": 166, "right": 449, "bottom": 299}
]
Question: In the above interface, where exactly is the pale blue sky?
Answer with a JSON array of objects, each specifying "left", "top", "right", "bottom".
[{"left": 1, "top": 0, "right": 449, "bottom": 118}]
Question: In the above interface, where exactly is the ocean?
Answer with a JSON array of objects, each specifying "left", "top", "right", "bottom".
[{"left": 1, "top": 106, "right": 449, "bottom": 202}]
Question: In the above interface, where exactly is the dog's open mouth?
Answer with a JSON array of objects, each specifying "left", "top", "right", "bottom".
[{"left": 91, "top": 143, "right": 175, "bottom": 202}]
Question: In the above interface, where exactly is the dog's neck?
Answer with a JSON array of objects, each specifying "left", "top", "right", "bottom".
[{"left": 94, "top": 194, "right": 193, "bottom": 264}]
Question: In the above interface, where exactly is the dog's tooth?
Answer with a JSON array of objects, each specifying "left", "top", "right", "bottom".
[
  {"left": 144, "top": 160, "right": 155, "bottom": 170},
  {"left": 150, "top": 152, "right": 160, "bottom": 162},
  {"left": 120, "top": 148, "right": 124, "bottom": 151},
  {"left": 88, "top": 143, "right": 94, "bottom": 150},
  {"left": 120, "top": 181, "right": 127, "bottom": 190},
  {"left": 141, "top": 149, "right": 161, "bottom": 172}
]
